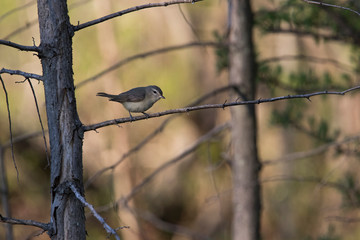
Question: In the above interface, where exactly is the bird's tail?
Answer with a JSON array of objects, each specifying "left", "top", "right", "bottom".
[{"left": 96, "top": 92, "right": 117, "bottom": 99}]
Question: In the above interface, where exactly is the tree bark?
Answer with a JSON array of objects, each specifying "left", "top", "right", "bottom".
[
  {"left": 228, "top": 0, "right": 261, "bottom": 239},
  {"left": 37, "top": 0, "right": 85, "bottom": 239}
]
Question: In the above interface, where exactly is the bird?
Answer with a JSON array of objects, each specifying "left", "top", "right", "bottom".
[{"left": 97, "top": 85, "right": 165, "bottom": 120}]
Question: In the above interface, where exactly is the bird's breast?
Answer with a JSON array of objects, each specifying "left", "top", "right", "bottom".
[{"left": 122, "top": 101, "right": 154, "bottom": 112}]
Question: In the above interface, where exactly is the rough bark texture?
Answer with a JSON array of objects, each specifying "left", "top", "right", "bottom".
[
  {"left": 229, "top": 0, "right": 261, "bottom": 239},
  {"left": 37, "top": 0, "right": 85, "bottom": 239}
]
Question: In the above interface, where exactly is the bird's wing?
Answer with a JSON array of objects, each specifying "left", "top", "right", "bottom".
[{"left": 114, "top": 87, "right": 146, "bottom": 102}]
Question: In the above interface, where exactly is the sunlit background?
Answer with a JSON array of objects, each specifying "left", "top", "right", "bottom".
[{"left": 1, "top": 0, "right": 360, "bottom": 239}]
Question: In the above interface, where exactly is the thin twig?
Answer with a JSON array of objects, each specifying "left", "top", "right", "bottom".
[
  {"left": 73, "top": 0, "right": 203, "bottom": 31},
  {"left": 302, "top": 0, "right": 360, "bottom": 16},
  {"left": 68, "top": 182, "right": 121, "bottom": 240},
  {"left": 177, "top": 5, "right": 200, "bottom": 40},
  {"left": 0, "top": 75, "right": 19, "bottom": 181},
  {"left": 0, "top": 39, "right": 39, "bottom": 52},
  {"left": 0, "top": 214, "right": 51, "bottom": 231},
  {"left": 84, "top": 85, "right": 360, "bottom": 131},
  {"left": 123, "top": 123, "right": 229, "bottom": 203},
  {"left": 0, "top": 68, "right": 42, "bottom": 81},
  {"left": 75, "top": 41, "right": 220, "bottom": 88},
  {"left": 26, "top": 79, "right": 50, "bottom": 165},
  {"left": 85, "top": 117, "right": 171, "bottom": 189}
]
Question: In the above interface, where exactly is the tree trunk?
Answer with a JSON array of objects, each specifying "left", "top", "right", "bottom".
[
  {"left": 37, "top": 0, "right": 85, "bottom": 239},
  {"left": 228, "top": 0, "right": 261, "bottom": 239}
]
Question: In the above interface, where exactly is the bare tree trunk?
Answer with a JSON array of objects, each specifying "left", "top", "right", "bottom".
[
  {"left": 37, "top": 0, "right": 85, "bottom": 239},
  {"left": 228, "top": 0, "right": 261, "bottom": 239}
]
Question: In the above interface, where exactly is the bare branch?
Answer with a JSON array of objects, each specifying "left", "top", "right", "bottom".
[
  {"left": 68, "top": 182, "right": 121, "bottom": 240},
  {"left": 0, "top": 214, "right": 51, "bottom": 231},
  {"left": 84, "top": 85, "right": 235, "bottom": 188},
  {"left": 84, "top": 85, "right": 360, "bottom": 132},
  {"left": 76, "top": 41, "right": 220, "bottom": 88},
  {"left": 0, "top": 68, "right": 42, "bottom": 81},
  {"left": 85, "top": 117, "right": 171, "bottom": 188},
  {"left": 73, "top": 0, "right": 203, "bottom": 31},
  {"left": 123, "top": 123, "right": 229, "bottom": 203},
  {"left": 0, "top": 39, "right": 39, "bottom": 52},
  {"left": 302, "top": 0, "right": 360, "bottom": 16},
  {"left": 0, "top": 75, "right": 19, "bottom": 181},
  {"left": 26, "top": 79, "right": 50, "bottom": 165}
]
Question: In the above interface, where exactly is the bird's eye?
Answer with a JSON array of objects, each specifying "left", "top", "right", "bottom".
[{"left": 153, "top": 90, "right": 157, "bottom": 94}]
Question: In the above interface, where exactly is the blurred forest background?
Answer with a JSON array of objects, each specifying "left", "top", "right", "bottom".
[{"left": 1, "top": 0, "right": 360, "bottom": 239}]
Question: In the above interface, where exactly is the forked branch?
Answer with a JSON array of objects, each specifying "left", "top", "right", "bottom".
[
  {"left": 0, "top": 214, "right": 51, "bottom": 231},
  {"left": 0, "top": 39, "right": 39, "bottom": 52},
  {"left": 0, "top": 68, "right": 42, "bottom": 81}
]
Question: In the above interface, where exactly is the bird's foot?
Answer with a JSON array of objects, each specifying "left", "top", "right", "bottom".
[{"left": 142, "top": 112, "right": 149, "bottom": 119}]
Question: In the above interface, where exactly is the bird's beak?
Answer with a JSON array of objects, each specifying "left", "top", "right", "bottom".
[{"left": 161, "top": 95, "right": 165, "bottom": 99}]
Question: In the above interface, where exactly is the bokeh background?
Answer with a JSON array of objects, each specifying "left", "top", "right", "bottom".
[{"left": 1, "top": 0, "right": 360, "bottom": 239}]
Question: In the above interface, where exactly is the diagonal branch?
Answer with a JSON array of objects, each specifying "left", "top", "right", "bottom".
[
  {"left": 123, "top": 123, "right": 229, "bottom": 203},
  {"left": 1, "top": 68, "right": 43, "bottom": 81},
  {"left": 84, "top": 85, "right": 360, "bottom": 132},
  {"left": 302, "top": 0, "right": 360, "bottom": 17},
  {"left": 26, "top": 79, "right": 50, "bottom": 165},
  {"left": 73, "top": 0, "right": 203, "bottom": 31},
  {"left": 68, "top": 182, "right": 121, "bottom": 240},
  {"left": 75, "top": 41, "right": 220, "bottom": 88},
  {"left": 0, "top": 75, "right": 19, "bottom": 181},
  {"left": 0, "top": 39, "right": 39, "bottom": 52}
]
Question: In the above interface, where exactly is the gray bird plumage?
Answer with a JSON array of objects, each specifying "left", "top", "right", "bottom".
[{"left": 97, "top": 85, "right": 165, "bottom": 120}]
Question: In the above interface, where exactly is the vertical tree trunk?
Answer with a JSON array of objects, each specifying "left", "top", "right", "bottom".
[
  {"left": 228, "top": 0, "right": 261, "bottom": 239},
  {"left": 37, "top": 0, "right": 85, "bottom": 239}
]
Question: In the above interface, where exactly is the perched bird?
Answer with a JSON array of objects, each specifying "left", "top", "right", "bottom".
[{"left": 97, "top": 85, "right": 165, "bottom": 120}]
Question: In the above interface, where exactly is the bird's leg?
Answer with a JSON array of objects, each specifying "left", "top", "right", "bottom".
[
  {"left": 142, "top": 112, "right": 149, "bottom": 119},
  {"left": 128, "top": 111, "right": 134, "bottom": 122}
]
